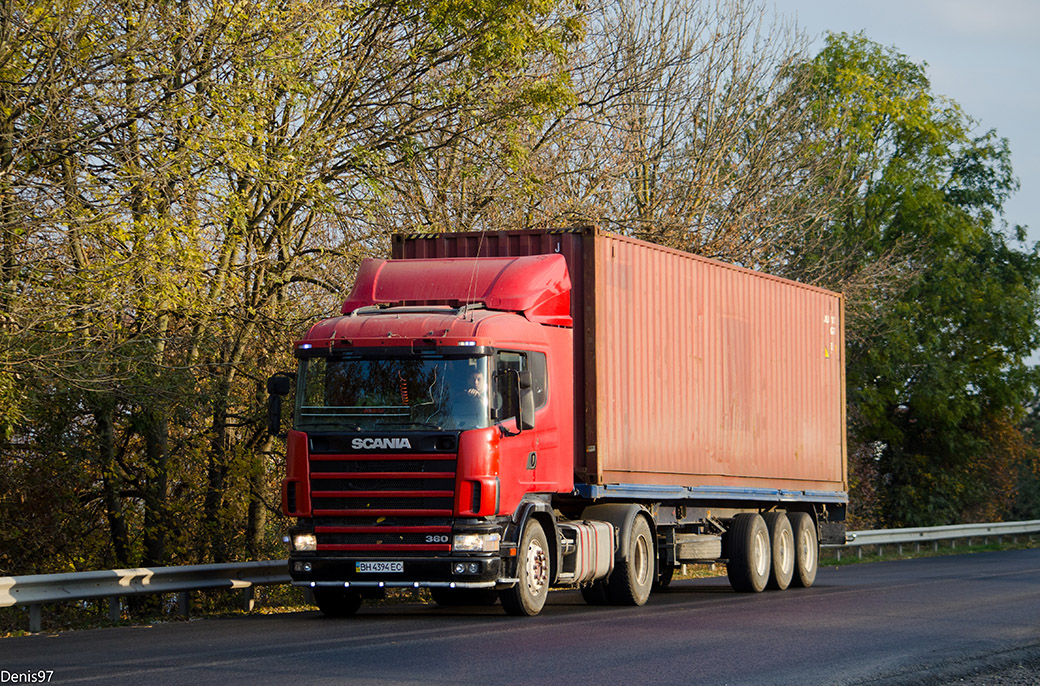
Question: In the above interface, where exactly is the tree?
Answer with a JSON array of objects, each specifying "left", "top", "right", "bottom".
[
  {"left": 361, "top": 0, "right": 847, "bottom": 275},
  {"left": 786, "top": 33, "right": 1040, "bottom": 526},
  {"left": 0, "top": 0, "right": 582, "bottom": 575}
]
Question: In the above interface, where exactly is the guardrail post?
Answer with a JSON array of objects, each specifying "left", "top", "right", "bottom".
[
  {"left": 933, "top": 541, "right": 939, "bottom": 552},
  {"left": 29, "top": 604, "right": 41, "bottom": 633},
  {"left": 178, "top": 591, "right": 190, "bottom": 618},
  {"left": 242, "top": 586, "right": 255, "bottom": 612}
]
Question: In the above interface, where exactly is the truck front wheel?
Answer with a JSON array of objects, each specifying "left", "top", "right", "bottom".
[
  {"left": 726, "top": 513, "right": 770, "bottom": 593},
  {"left": 313, "top": 588, "right": 362, "bottom": 617},
  {"left": 501, "top": 519, "right": 550, "bottom": 616}
]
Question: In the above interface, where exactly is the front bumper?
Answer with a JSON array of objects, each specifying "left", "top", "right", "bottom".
[{"left": 289, "top": 554, "right": 513, "bottom": 589}]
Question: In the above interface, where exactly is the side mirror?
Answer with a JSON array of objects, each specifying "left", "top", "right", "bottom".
[
  {"left": 266, "top": 373, "right": 295, "bottom": 437},
  {"left": 518, "top": 384, "right": 535, "bottom": 431},
  {"left": 505, "top": 369, "right": 535, "bottom": 433},
  {"left": 268, "top": 374, "right": 293, "bottom": 396}
]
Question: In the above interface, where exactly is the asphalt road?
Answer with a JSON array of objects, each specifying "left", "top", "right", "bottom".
[{"left": 2, "top": 548, "right": 1039, "bottom": 685}]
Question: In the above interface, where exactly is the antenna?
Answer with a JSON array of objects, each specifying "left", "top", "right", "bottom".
[{"left": 462, "top": 229, "right": 488, "bottom": 320}]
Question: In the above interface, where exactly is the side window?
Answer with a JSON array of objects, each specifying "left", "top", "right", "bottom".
[{"left": 494, "top": 351, "right": 548, "bottom": 420}]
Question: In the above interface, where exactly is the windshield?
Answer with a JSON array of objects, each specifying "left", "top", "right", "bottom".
[{"left": 296, "top": 355, "right": 490, "bottom": 432}]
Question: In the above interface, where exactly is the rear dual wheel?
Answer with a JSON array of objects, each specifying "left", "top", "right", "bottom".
[{"left": 607, "top": 515, "right": 654, "bottom": 606}]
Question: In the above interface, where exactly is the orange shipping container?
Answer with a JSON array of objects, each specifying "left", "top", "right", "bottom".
[{"left": 393, "top": 227, "right": 847, "bottom": 498}]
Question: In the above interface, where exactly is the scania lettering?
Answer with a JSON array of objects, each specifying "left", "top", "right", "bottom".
[
  {"left": 351, "top": 438, "right": 412, "bottom": 450},
  {"left": 268, "top": 227, "right": 848, "bottom": 616}
]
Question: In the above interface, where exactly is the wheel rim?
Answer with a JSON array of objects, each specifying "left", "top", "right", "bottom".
[
  {"left": 524, "top": 538, "right": 549, "bottom": 596},
  {"left": 778, "top": 528, "right": 794, "bottom": 574},
  {"left": 799, "top": 527, "right": 816, "bottom": 571},
  {"left": 752, "top": 529, "right": 769, "bottom": 578},
  {"left": 633, "top": 531, "right": 651, "bottom": 586}
]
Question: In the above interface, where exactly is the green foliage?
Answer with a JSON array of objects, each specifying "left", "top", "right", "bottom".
[
  {"left": 791, "top": 33, "right": 1040, "bottom": 526},
  {"left": 0, "top": 0, "right": 581, "bottom": 577}
]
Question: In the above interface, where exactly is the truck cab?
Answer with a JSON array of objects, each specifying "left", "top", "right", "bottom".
[{"left": 274, "top": 254, "right": 580, "bottom": 615}]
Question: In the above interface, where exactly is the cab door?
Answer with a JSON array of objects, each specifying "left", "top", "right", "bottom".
[{"left": 493, "top": 350, "right": 556, "bottom": 507}]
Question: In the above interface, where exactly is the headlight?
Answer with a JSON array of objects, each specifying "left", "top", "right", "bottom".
[
  {"left": 293, "top": 533, "right": 317, "bottom": 551},
  {"left": 453, "top": 532, "right": 501, "bottom": 552}
]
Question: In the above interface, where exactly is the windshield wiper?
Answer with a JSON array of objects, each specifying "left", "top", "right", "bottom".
[{"left": 375, "top": 421, "right": 444, "bottom": 430}]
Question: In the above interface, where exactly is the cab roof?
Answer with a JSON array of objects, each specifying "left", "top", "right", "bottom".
[{"left": 340, "top": 254, "right": 572, "bottom": 327}]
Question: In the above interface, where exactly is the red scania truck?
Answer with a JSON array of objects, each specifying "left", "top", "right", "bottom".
[{"left": 268, "top": 227, "right": 847, "bottom": 616}]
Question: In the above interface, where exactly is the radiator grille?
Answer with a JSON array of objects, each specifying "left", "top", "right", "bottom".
[{"left": 309, "top": 452, "right": 456, "bottom": 556}]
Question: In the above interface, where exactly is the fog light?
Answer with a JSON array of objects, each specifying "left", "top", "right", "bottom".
[
  {"left": 293, "top": 533, "right": 317, "bottom": 551},
  {"left": 453, "top": 562, "right": 467, "bottom": 574},
  {"left": 467, "top": 563, "right": 480, "bottom": 573}
]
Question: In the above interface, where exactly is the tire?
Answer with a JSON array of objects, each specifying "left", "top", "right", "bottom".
[
  {"left": 430, "top": 588, "right": 500, "bottom": 607},
  {"left": 763, "top": 512, "right": 794, "bottom": 590},
  {"left": 500, "top": 519, "right": 551, "bottom": 616},
  {"left": 313, "top": 588, "right": 362, "bottom": 617},
  {"left": 607, "top": 514, "right": 654, "bottom": 606},
  {"left": 789, "top": 512, "right": 819, "bottom": 588},
  {"left": 580, "top": 581, "right": 610, "bottom": 606},
  {"left": 654, "top": 560, "right": 676, "bottom": 590},
  {"left": 726, "top": 513, "right": 770, "bottom": 593}
]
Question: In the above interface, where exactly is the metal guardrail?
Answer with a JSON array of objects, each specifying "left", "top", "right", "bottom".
[
  {"left": 3, "top": 520, "right": 1040, "bottom": 633},
  {"left": 824, "top": 519, "right": 1040, "bottom": 560},
  {"left": 1, "top": 561, "right": 290, "bottom": 633}
]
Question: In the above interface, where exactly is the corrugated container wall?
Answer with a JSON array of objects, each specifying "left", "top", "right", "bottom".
[{"left": 393, "top": 227, "right": 847, "bottom": 494}]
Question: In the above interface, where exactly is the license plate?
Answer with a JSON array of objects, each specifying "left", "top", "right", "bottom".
[{"left": 356, "top": 561, "right": 403, "bottom": 573}]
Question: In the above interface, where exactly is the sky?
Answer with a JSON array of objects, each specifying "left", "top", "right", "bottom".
[{"left": 774, "top": 0, "right": 1040, "bottom": 246}]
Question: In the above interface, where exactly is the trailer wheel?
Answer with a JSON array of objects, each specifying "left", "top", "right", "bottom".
[
  {"left": 313, "top": 588, "right": 362, "bottom": 617},
  {"left": 763, "top": 513, "right": 794, "bottom": 590},
  {"left": 607, "top": 514, "right": 654, "bottom": 606},
  {"left": 501, "top": 519, "right": 550, "bottom": 616},
  {"left": 726, "top": 513, "right": 770, "bottom": 593},
  {"left": 430, "top": 588, "right": 499, "bottom": 606},
  {"left": 788, "top": 512, "right": 818, "bottom": 588}
]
